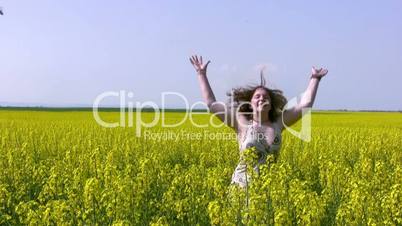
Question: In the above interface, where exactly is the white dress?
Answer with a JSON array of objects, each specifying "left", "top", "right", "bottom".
[{"left": 231, "top": 121, "right": 282, "bottom": 188}]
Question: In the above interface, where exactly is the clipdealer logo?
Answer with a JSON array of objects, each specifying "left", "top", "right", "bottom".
[{"left": 93, "top": 90, "right": 312, "bottom": 141}]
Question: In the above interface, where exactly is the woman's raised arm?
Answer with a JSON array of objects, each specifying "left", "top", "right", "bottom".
[
  {"left": 282, "top": 66, "right": 328, "bottom": 128},
  {"left": 189, "top": 55, "right": 236, "bottom": 129}
]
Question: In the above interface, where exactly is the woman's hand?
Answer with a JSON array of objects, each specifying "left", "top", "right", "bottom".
[
  {"left": 311, "top": 66, "right": 328, "bottom": 80},
  {"left": 190, "top": 55, "right": 211, "bottom": 75}
]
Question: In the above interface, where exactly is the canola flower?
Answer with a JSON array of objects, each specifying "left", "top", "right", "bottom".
[{"left": 0, "top": 110, "right": 401, "bottom": 225}]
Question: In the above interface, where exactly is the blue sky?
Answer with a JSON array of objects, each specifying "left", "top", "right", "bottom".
[{"left": 0, "top": 0, "right": 401, "bottom": 110}]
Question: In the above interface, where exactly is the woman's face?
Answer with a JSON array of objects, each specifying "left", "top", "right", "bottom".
[{"left": 251, "top": 87, "right": 271, "bottom": 113}]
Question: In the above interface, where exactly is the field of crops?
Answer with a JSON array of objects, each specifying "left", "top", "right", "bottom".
[{"left": 0, "top": 109, "right": 401, "bottom": 225}]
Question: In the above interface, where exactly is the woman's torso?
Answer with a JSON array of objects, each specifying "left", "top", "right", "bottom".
[
  {"left": 237, "top": 119, "right": 283, "bottom": 154},
  {"left": 231, "top": 118, "right": 283, "bottom": 187}
]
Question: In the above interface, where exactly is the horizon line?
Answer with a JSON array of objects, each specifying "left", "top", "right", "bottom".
[{"left": 0, "top": 106, "right": 401, "bottom": 113}]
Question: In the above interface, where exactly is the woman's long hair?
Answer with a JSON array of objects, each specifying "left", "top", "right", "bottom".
[{"left": 227, "top": 71, "right": 287, "bottom": 122}]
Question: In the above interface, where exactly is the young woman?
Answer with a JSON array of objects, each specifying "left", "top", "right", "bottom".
[{"left": 189, "top": 55, "right": 328, "bottom": 188}]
